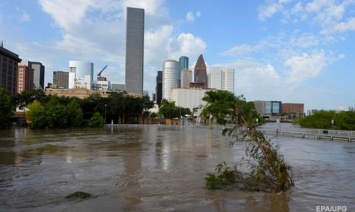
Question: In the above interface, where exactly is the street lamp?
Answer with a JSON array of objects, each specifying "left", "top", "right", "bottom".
[
  {"left": 104, "top": 104, "right": 107, "bottom": 124},
  {"left": 331, "top": 119, "right": 334, "bottom": 130}
]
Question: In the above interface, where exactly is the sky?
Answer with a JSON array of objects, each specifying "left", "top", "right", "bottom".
[{"left": 1, "top": 0, "right": 355, "bottom": 112}]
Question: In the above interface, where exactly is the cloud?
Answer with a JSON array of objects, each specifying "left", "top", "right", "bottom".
[
  {"left": 223, "top": 44, "right": 263, "bottom": 56},
  {"left": 258, "top": 0, "right": 291, "bottom": 21},
  {"left": 258, "top": 0, "right": 355, "bottom": 34},
  {"left": 329, "top": 17, "right": 355, "bottom": 33},
  {"left": 186, "top": 11, "right": 201, "bottom": 23},
  {"left": 284, "top": 50, "right": 328, "bottom": 84},
  {"left": 39, "top": 0, "right": 95, "bottom": 30}
]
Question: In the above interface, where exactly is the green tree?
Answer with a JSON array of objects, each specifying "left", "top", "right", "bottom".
[
  {"left": 299, "top": 110, "right": 336, "bottom": 129},
  {"left": 26, "top": 100, "right": 47, "bottom": 129},
  {"left": 88, "top": 112, "right": 104, "bottom": 127},
  {"left": 46, "top": 105, "right": 69, "bottom": 128},
  {"left": 13, "top": 89, "right": 46, "bottom": 109},
  {"left": 66, "top": 99, "right": 84, "bottom": 127},
  {"left": 202, "top": 90, "right": 293, "bottom": 192},
  {"left": 159, "top": 99, "right": 180, "bottom": 120},
  {"left": 0, "top": 88, "right": 13, "bottom": 129}
]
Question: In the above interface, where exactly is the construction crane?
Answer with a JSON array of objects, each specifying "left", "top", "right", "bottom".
[{"left": 97, "top": 65, "right": 107, "bottom": 81}]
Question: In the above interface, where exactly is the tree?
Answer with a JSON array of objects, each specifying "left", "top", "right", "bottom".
[
  {"left": 0, "top": 88, "right": 13, "bottom": 129},
  {"left": 13, "top": 89, "right": 46, "bottom": 109},
  {"left": 66, "top": 99, "right": 84, "bottom": 127},
  {"left": 202, "top": 90, "right": 293, "bottom": 192},
  {"left": 26, "top": 100, "right": 46, "bottom": 129},
  {"left": 88, "top": 112, "right": 104, "bottom": 127},
  {"left": 159, "top": 99, "right": 179, "bottom": 120}
]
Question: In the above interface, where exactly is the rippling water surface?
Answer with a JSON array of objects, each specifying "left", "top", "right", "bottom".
[{"left": 0, "top": 123, "right": 354, "bottom": 211}]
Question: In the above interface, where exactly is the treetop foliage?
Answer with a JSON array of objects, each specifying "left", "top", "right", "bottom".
[{"left": 202, "top": 90, "right": 293, "bottom": 192}]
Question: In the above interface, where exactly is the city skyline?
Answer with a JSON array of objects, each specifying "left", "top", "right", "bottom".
[{"left": 1, "top": 1, "right": 355, "bottom": 111}]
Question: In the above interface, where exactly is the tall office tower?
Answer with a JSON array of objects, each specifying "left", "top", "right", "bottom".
[
  {"left": 194, "top": 54, "right": 208, "bottom": 88},
  {"left": 17, "top": 63, "right": 34, "bottom": 93},
  {"left": 179, "top": 56, "right": 189, "bottom": 70},
  {"left": 209, "top": 67, "right": 235, "bottom": 94},
  {"left": 180, "top": 68, "right": 192, "bottom": 88},
  {"left": 125, "top": 7, "right": 145, "bottom": 95},
  {"left": 178, "top": 56, "right": 189, "bottom": 87},
  {"left": 69, "top": 61, "right": 94, "bottom": 90},
  {"left": 162, "top": 60, "right": 179, "bottom": 101},
  {"left": 0, "top": 44, "right": 22, "bottom": 96},
  {"left": 21, "top": 61, "right": 45, "bottom": 90},
  {"left": 53, "top": 71, "right": 69, "bottom": 89},
  {"left": 155, "top": 71, "right": 162, "bottom": 105},
  {"left": 31, "top": 62, "right": 45, "bottom": 89}
]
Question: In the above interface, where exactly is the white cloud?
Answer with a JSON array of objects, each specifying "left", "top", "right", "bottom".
[
  {"left": 176, "top": 33, "right": 206, "bottom": 57},
  {"left": 186, "top": 11, "right": 201, "bottom": 23},
  {"left": 284, "top": 50, "right": 327, "bottom": 84},
  {"left": 39, "top": 0, "right": 95, "bottom": 30},
  {"left": 223, "top": 44, "right": 262, "bottom": 56},
  {"left": 258, "top": 0, "right": 355, "bottom": 34},
  {"left": 258, "top": 2, "right": 283, "bottom": 21},
  {"left": 186, "top": 11, "right": 195, "bottom": 22},
  {"left": 330, "top": 17, "right": 355, "bottom": 33}
]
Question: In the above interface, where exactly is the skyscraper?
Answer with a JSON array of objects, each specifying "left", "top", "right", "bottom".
[
  {"left": 17, "top": 62, "right": 34, "bottom": 93},
  {"left": 125, "top": 7, "right": 145, "bottom": 95},
  {"left": 155, "top": 71, "right": 162, "bottom": 105},
  {"left": 31, "top": 62, "right": 45, "bottom": 89},
  {"left": 179, "top": 56, "right": 189, "bottom": 70},
  {"left": 20, "top": 61, "right": 45, "bottom": 90},
  {"left": 162, "top": 60, "right": 179, "bottom": 101},
  {"left": 0, "top": 45, "right": 22, "bottom": 96},
  {"left": 209, "top": 67, "right": 235, "bottom": 94},
  {"left": 194, "top": 54, "right": 208, "bottom": 88}
]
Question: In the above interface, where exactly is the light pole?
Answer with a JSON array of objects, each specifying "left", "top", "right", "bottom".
[
  {"left": 104, "top": 104, "right": 107, "bottom": 124},
  {"left": 331, "top": 119, "right": 334, "bottom": 130}
]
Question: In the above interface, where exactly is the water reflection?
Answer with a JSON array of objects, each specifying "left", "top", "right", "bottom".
[{"left": 0, "top": 124, "right": 354, "bottom": 211}]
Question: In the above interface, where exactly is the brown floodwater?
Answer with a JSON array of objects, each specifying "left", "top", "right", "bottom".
[{"left": 0, "top": 123, "right": 354, "bottom": 212}]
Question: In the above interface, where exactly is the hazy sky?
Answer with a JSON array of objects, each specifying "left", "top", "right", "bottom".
[{"left": 1, "top": 0, "right": 355, "bottom": 111}]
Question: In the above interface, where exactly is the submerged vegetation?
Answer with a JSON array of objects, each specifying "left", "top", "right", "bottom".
[
  {"left": 202, "top": 90, "right": 293, "bottom": 192},
  {"left": 298, "top": 109, "right": 355, "bottom": 130},
  {"left": 66, "top": 191, "right": 93, "bottom": 199}
]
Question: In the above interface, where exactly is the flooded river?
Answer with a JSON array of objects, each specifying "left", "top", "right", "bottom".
[{"left": 0, "top": 124, "right": 354, "bottom": 211}]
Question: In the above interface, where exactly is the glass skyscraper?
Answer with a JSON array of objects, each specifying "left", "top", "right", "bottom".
[{"left": 125, "top": 7, "right": 145, "bottom": 95}]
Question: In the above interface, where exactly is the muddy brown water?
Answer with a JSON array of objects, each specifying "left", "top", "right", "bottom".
[{"left": 0, "top": 124, "right": 354, "bottom": 211}]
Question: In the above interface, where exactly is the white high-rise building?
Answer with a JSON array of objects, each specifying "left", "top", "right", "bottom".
[
  {"left": 209, "top": 67, "right": 235, "bottom": 94},
  {"left": 180, "top": 68, "right": 192, "bottom": 88},
  {"left": 162, "top": 60, "right": 179, "bottom": 101},
  {"left": 69, "top": 61, "right": 94, "bottom": 90}
]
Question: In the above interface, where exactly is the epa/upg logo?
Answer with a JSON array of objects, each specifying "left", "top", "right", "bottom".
[{"left": 316, "top": 206, "right": 347, "bottom": 212}]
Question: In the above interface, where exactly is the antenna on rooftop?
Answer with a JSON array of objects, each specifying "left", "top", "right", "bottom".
[{"left": 1, "top": 41, "right": 3, "bottom": 47}]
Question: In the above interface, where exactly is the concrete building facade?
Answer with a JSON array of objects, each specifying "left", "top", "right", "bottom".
[
  {"left": 69, "top": 61, "right": 94, "bottom": 89},
  {"left": 53, "top": 71, "right": 69, "bottom": 89},
  {"left": 162, "top": 60, "right": 179, "bottom": 101},
  {"left": 209, "top": 67, "right": 235, "bottom": 94},
  {"left": 125, "top": 7, "right": 145, "bottom": 95},
  {"left": 0, "top": 45, "right": 22, "bottom": 96},
  {"left": 180, "top": 68, "right": 192, "bottom": 88},
  {"left": 17, "top": 63, "right": 34, "bottom": 93},
  {"left": 171, "top": 88, "right": 212, "bottom": 111}
]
